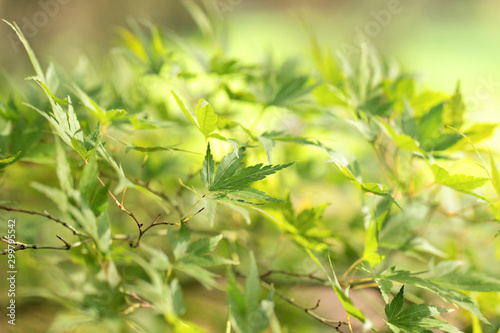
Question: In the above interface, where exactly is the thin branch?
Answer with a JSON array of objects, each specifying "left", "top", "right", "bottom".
[
  {"left": 260, "top": 269, "right": 327, "bottom": 283},
  {"left": 262, "top": 281, "right": 347, "bottom": 332},
  {"left": 339, "top": 257, "right": 364, "bottom": 285},
  {"left": 236, "top": 270, "right": 347, "bottom": 331},
  {"left": 0, "top": 205, "right": 87, "bottom": 237},
  {"left": 129, "top": 208, "right": 205, "bottom": 248},
  {"left": 124, "top": 291, "right": 156, "bottom": 315},
  {"left": 1, "top": 235, "right": 88, "bottom": 254},
  {"left": 130, "top": 213, "right": 176, "bottom": 248},
  {"left": 99, "top": 171, "right": 180, "bottom": 215}
]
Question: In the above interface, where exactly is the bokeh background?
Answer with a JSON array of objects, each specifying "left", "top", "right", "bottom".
[
  {"left": 1, "top": 0, "right": 500, "bottom": 332},
  {"left": 2, "top": 0, "right": 500, "bottom": 111}
]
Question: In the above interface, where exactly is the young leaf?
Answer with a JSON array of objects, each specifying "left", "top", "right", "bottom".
[
  {"left": 363, "top": 197, "right": 391, "bottom": 267},
  {"left": 226, "top": 252, "right": 274, "bottom": 333},
  {"left": 376, "top": 116, "right": 424, "bottom": 154},
  {"left": 489, "top": 152, "right": 500, "bottom": 199},
  {"left": 200, "top": 144, "right": 216, "bottom": 189},
  {"left": 195, "top": 99, "right": 218, "bottom": 138},
  {"left": 4, "top": 20, "right": 45, "bottom": 82},
  {"left": 171, "top": 90, "right": 197, "bottom": 126},
  {"left": 168, "top": 222, "right": 236, "bottom": 289},
  {"left": 385, "top": 285, "right": 405, "bottom": 321},
  {"left": 385, "top": 286, "right": 462, "bottom": 333},
  {"left": 211, "top": 162, "right": 294, "bottom": 191},
  {"left": 378, "top": 267, "right": 489, "bottom": 324},
  {"left": 431, "top": 164, "right": 489, "bottom": 192},
  {"left": 442, "top": 81, "right": 465, "bottom": 129},
  {"left": 212, "top": 146, "right": 245, "bottom": 186},
  {"left": 200, "top": 143, "right": 292, "bottom": 203}
]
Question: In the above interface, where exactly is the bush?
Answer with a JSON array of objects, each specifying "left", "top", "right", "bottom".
[{"left": 1, "top": 5, "right": 500, "bottom": 332}]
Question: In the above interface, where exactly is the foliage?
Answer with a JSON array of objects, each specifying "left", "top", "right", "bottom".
[{"left": 1, "top": 3, "right": 500, "bottom": 332}]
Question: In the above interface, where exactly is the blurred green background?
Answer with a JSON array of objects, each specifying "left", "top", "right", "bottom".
[
  {"left": 1, "top": 0, "right": 500, "bottom": 332},
  {"left": 2, "top": 0, "right": 500, "bottom": 141},
  {"left": 1, "top": 0, "right": 500, "bottom": 104}
]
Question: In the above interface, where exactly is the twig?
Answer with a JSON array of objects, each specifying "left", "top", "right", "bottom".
[
  {"left": 260, "top": 269, "right": 327, "bottom": 283},
  {"left": 236, "top": 270, "right": 347, "bottom": 331},
  {"left": 130, "top": 213, "right": 176, "bottom": 248},
  {"left": 263, "top": 281, "right": 347, "bottom": 332},
  {"left": 99, "top": 171, "right": 181, "bottom": 215},
  {"left": 129, "top": 208, "right": 205, "bottom": 248},
  {"left": 1, "top": 235, "right": 88, "bottom": 254},
  {"left": 339, "top": 257, "right": 364, "bottom": 285},
  {"left": 124, "top": 291, "right": 156, "bottom": 315},
  {"left": 0, "top": 205, "right": 87, "bottom": 237}
]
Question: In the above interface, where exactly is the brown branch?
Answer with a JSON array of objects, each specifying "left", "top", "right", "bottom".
[
  {"left": 0, "top": 205, "right": 88, "bottom": 237},
  {"left": 263, "top": 281, "right": 347, "bottom": 332},
  {"left": 130, "top": 213, "right": 177, "bottom": 248},
  {"left": 129, "top": 208, "right": 205, "bottom": 248},
  {"left": 1, "top": 235, "right": 88, "bottom": 254},
  {"left": 99, "top": 171, "right": 182, "bottom": 216},
  {"left": 236, "top": 270, "right": 347, "bottom": 331},
  {"left": 124, "top": 292, "right": 156, "bottom": 315}
]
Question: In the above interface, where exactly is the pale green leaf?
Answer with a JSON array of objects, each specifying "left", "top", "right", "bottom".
[
  {"left": 431, "top": 164, "right": 489, "bottom": 192},
  {"left": 195, "top": 99, "right": 218, "bottom": 138},
  {"left": 170, "top": 90, "right": 197, "bottom": 126},
  {"left": 489, "top": 152, "right": 500, "bottom": 198}
]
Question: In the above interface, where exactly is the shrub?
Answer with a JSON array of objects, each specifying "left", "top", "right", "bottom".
[{"left": 1, "top": 5, "right": 500, "bottom": 332}]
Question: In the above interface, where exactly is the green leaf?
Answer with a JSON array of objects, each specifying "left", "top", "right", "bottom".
[
  {"left": 385, "top": 285, "right": 405, "bottom": 321},
  {"left": 442, "top": 81, "right": 465, "bottom": 129},
  {"left": 4, "top": 20, "right": 45, "bottom": 82},
  {"left": 71, "top": 138, "right": 89, "bottom": 161},
  {"left": 79, "top": 155, "right": 108, "bottom": 216},
  {"left": 169, "top": 222, "right": 236, "bottom": 289},
  {"left": 96, "top": 213, "right": 112, "bottom": 254},
  {"left": 417, "top": 103, "right": 444, "bottom": 143},
  {"left": 306, "top": 250, "right": 366, "bottom": 322},
  {"left": 463, "top": 123, "right": 499, "bottom": 144},
  {"left": 71, "top": 83, "right": 118, "bottom": 125},
  {"left": 200, "top": 143, "right": 292, "bottom": 203},
  {"left": 378, "top": 267, "right": 489, "bottom": 324},
  {"left": 212, "top": 147, "right": 245, "bottom": 186},
  {"left": 245, "top": 253, "right": 261, "bottom": 312},
  {"left": 385, "top": 286, "right": 462, "bottom": 333},
  {"left": 55, "top": 139, "right": 73, "bottom": 194},
  {"left": 212, "top": 162, "right": 294, "bottom": 191},
  {"left": 327, "top": 151, "right": 399, "bottom": 207},
  {"left": 224, "top": 187, "right": 283, "bottom": 203},
  {"left": 0, "top": 151, "right": 21, "bottom": 164},
  {"left": 363, "top": 197, "right": 391, "bottom": 267},
  {"left": 201, "top": 143, "right": 216, "bottom": 189},
  {"left": 170, "top": 90, "right": 197, "bottom": 126},
  {"left": 377, "top": 116, "right": 424, "bottom": 154},
  {"left": 376, "top": 278, "right": 393, "bottom": 304},
  {"left": 431, "top": 164, "right": 489, "bottom": 192},
  {"left": 226, "top": 252, "right": 274, "bottom": 333},
  {"left": 259, "top": 136, "right": 275, "bottom": 164},
  {"left": 195, "top": 99, "right": 218, "bottom": 138},
  {"left": 428, "top": 261, "right": 500, "bottom": 292},
  {"left": 489, "top": 152, "right": 500, "bottom": 199}
]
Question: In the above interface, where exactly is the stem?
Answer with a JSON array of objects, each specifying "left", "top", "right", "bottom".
[
  {"left": 1, "top": 235, "right": 88, "bottom": 254},
  {"left": 260, "top": 269, "right": 327, "bottom": 283},
  {"left": 0, "top": 205, "right": 87, "bottom": 237},
  {"left": 371, "top": 140, "right": 396, "bottom": 189},
  {"left": 261, "top": 280, "right": 347, "bottom": 331},
  {"left": 340, "top": 257, "right": 364, "bottom": 284}
]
